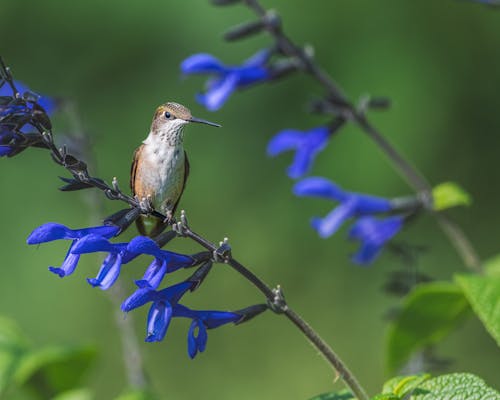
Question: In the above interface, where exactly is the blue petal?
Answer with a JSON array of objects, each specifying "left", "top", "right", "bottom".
[
  {"left": 146, "top": 301, "right": 172, "bottom": 342},
  {"left": 351, "top": 194, "right": 392, "bottom": 214},
  {"left": 197, "top": 322, "right": 208, "bottom": 353},
  {"left": 348, "top": 216, "right": 403, "bottom": 264},
  {"left": 187, "top": 320, "right": 199, "bottom": 358},
  {"left": 175, "top": 305, "right": 240, "bottom": 329},
  {"left": 199, "top": 310, "right": 240, "bottom": 329},
  {"left": 0, "top": 80, "right": 56, "bottom": 115},
  {"left": 267, "top": 130, "right": 304, "bottom": 156},
  {"left": 87, "top": 253, "right": 123, "bottom": 290},
  {"left": 127, "top": 236, "right": 162, "bottom": 258},
  {"left": 48, "top": 242, "right": 80, "bottom": 277},
  {"left": 180, "top": 54, "right": 226, "bottom": 74},
  {"left": 0, "top": 146, "right": 13, "bottom": 156},
  {"left": 157, "top": 281, "right": 192, "bottom": 304},
  {"left": 163, "top": 252, "right": 196, "bottom": 272},
  {"left": 75, "top": 225, "right": 120, "bottom": 239},
  {"left": 351, "top": 242, "right": 382, "bottom": 265},
  {"left": 71, "top": 234, "right": 126, "bottom": 254},
  {"left": 27, "top": 223, "right": 72, "bottom": 244},
  {"left": 121, "top": 286, "right": 157, "bottom": 312},
  {"left": 26, "top": 223, "right": 119, "bottom": 244},
  {"left": 293, "top": 177, "right": 347, "bottom": 201},
  {"left": 287, "top": 146, "right": 317, "bottom": 179},
  {"left": 141, "top": 259, "right": 167, "bottom": 289},
  {"left": 236, "top": 66, "right": 269, "bottom": 86},
  {"left": 311, "top": 199, "right": 357, "bottom": 238},
  {"left": 242, "top": 49, "right": 270, "bottom": 68},
  {"left": 197, "top": 74, "right": 238, "bottom": 111}
]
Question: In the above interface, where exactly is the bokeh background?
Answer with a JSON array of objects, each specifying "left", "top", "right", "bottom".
[{"left": 1, "top": 0, "right": 500, "bottom": 398}]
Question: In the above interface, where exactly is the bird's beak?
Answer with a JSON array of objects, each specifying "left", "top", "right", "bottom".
[{"left": 189, "top": 116, "right": 221, "bottom": 127}]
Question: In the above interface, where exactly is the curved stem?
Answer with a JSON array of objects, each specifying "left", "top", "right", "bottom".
[
  {"left": 284, "top": 308, "right": 369, "bottom": 400},
  {"left": 243, "top": 0, "right": 481, "bottom": 271},
  {"left": 184, "top": 227, "right": 369, "bottom": 400}
]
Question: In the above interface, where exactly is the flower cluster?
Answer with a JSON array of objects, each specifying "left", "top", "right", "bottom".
[
  {"left": 0, "top": 77, "right": 54, "bottom": 157},
  {"left": 26, "top": 222, "right": 262, "bottom": 357}
]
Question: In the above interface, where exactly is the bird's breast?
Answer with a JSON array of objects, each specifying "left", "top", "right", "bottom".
[{"left": 134, "top": 144, "right": 185, "bottom": 212}]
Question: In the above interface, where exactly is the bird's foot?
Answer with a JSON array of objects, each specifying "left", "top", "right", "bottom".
[
  {"left": 172, "top": 210, "right": 189, "bottom": 236},
  {"left": 136, "top": 195, "right": 154, "bottom": 215}
]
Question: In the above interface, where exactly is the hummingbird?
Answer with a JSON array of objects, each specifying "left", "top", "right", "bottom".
[{"left": 130, "top": 102, "right": 220, "bottom": 237}]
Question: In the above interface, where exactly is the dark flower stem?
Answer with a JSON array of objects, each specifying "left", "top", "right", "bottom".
[
  {"left": 242, "top": 0, "right": 481, "bottom": 272},
  {"left": 183, "top": 226, "right": 369, "bottom": 400}
]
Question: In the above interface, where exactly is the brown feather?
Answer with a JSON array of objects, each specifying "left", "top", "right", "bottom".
[
  {"left": 130, "top": 145, "right": 149, "bottom": 236},
  {"left": 130, "top": 145, "right": 143, "bottom": 197}
]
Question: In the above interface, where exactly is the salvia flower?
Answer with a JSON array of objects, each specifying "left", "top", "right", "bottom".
[
  {"left": 122, "top": 281, "right": 241, "bottom": 357},
  {"left": 122, "top": 281, "right": 192, "bottom": 342},
  {"left": 174, "top": 304, "right": 241, "bottom": 358},
  {"left": 267, "top": 126, "right": 330, "bottom": 179},
  {"left": 71, "top": 234, "right": 198, "bottom": 290},
  {"left": 294, "top": 177, "right": 394, "bottom": 238},
  {"left": 26, "top": 223, "right": 119, "bottom": 278},
  {"left": 181, "top": 49, "right": 270, "bottom": 111},
  {"left": 71, "top": 234, "right": 136, "bottom": 290},
  {"left": 127, "top": 236, "right": 199, "bottom": 289},
  {"left": 0, "top": 80, "right": 56, "bottom": 115},
  {"left": 348, "top": 216, "right": 404, "bottom": 264}
]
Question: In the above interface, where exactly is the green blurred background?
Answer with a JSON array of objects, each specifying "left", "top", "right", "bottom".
[{"left": 1, "top": 0, "right": 500, "bottom": 398}]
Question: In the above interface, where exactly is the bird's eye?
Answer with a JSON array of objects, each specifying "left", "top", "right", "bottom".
[{"left": 165, "top": 111, "right": 172, "bottom": 119}]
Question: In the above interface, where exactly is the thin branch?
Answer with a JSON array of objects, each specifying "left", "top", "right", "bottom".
[{"left": 242, "top": 0, "right": 481, "bottom": 271}]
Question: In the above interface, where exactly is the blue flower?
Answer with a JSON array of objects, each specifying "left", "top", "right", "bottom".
[
  {"left": 267, "top": 126, "right": 330, "bottom": 179},
  {"left": 174, "top": 304, "right": 240, "bottom": 359},
  {"left": 71, "top": 234, "right": 135, "bottom": 290},
  {"left": 122, "top": 282, "right": 241, "bottom": 357},
  {"left": 348, "top": 216, "right": 404, "bottom": 264},
  {"left": 121, "top": 281, "right": 192, "bottom": 342},
  {"left": 0, "top": 80, "right": 56, "bottom": 114},
  {"left": 0, "top": 104, "right": 30, "bottom": 118},
  {"left": 181, "top": 50, "right": 270, "bottom": 111},
  {"left": 126, "top": 236, "right": 198, "bottom": 289},
  {"left": 294, "top": 177, "right": 393, "bottom": 237},
  {"left": 26, "top": 223, "right": 119, "bottom": 277},
  {"left": 71, "top": 235, "right": 198, "bottom": 289}
]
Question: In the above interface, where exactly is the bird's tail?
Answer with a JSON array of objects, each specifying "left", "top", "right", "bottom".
[{"left": 135, "top": 216, "right": 168, "bottom": 237}]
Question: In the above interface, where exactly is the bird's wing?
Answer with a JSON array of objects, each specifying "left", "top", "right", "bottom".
[
  {"left": 183, "top": 150, "right": 190, "bottom": 189},
  {"left": 171, "top": 151, "right": 190, "bottom": 216},
  {"left": 130, "top": 145, "right": 143, "bottom": 196}
]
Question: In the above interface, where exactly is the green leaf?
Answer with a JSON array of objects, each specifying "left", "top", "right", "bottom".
[
  {"left": 483, "top": 255, "right": 500, "bottom": 278},
  {"left": 455, "top": 273, "right": 500, "bottom": 347},
  {"left": 0, "top": 316, "right": 30, "bottom": 395},
  {"left": 382, "top": 374, "right": 431, "bottom": 398},
  {"left": 371, "top": 395, "right": 400, "bottom": 400},
  {"left": 386, "top": 282, "right": 470, "bottom": 372},
  {"left": 432, "top": 182, "right": 471, "bottom": 211},
  {"left": 52, "top": 388, "right": 94, "bottom": 400},
  {"left": 409, "top": 372, "right": 500, "bottom": 399},
  {"left": 308, "top": 390, "right": 355, "bottom": 400},
  {"left": 14, "top": 345, "right": 97, "bottom": 395}
]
